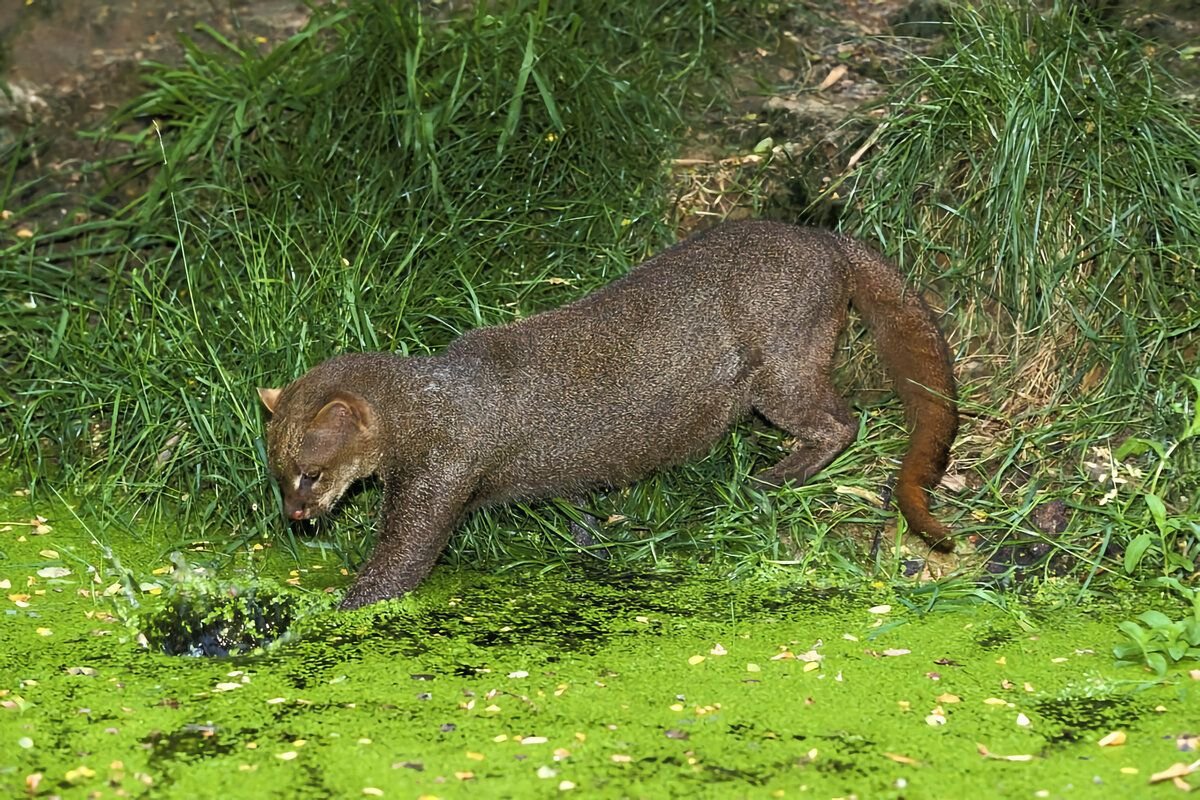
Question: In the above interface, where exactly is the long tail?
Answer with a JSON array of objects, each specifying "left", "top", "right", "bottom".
[{"left": 838, "top": 235, "right": 958, "bottom": 551}]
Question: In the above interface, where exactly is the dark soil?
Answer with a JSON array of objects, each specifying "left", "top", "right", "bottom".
[{"left": 0, "top": 0, "right": 309, "bottom": 224}]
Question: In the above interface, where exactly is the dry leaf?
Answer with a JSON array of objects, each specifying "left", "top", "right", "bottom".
[
  {"left": 884, "top": 752, "right": 921, "bottom": 765},
  {"left": 65, "top": 765, "right": 96, "bottom": 782},
  {"left": 817, "top": 65, "right": 848, "bottom": 91},
  {"left": 940, "top": 473, "right": 968, "bottom": 491},
  {"left": 836, "top": 485, "right": 882, "bottom": 504},
  {"left": 1150, "top": 761, "right": 1198, "bottom": 784},
  {"left": 977, "top": 743, "right": 1034, "bottom": 761}
]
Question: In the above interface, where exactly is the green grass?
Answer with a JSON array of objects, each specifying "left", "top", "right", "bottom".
[
  {"left": 1, "top": 0, "right": 1197, "bottom": 589},
  {"left": 820, "top": 1, "right": 1200, "bottom": 581},
  {"left": 0, "top": 0, "right": 799, "bottom": 567}
]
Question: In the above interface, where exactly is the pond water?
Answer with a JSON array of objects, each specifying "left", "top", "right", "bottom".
[{"left": 1, "top": 489, "right": 1195, "bottom": 798}]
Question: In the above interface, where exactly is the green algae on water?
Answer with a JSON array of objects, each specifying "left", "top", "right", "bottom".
[{"left": 2, "top": 490, "right": 1198, "bottom": 798}]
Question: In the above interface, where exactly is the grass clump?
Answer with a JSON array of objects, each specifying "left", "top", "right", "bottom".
[
  {"left": 824, "top": 1, "right": 1199, "bottom": 580},
  {"left": 840, "top": 2, "right": 1198, "bottom": 386}
]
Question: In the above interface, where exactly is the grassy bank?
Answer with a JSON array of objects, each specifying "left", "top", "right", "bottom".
[
  {"left": 2, "top": 0, "right": 779, "bottom": 565},
  {"left": 1, "top": 0, "right": 1197, "bottom": 589}
]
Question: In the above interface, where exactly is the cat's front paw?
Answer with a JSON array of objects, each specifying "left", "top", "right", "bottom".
[{"left": 339, "top": 576, "right": 407, "bottom": 610}]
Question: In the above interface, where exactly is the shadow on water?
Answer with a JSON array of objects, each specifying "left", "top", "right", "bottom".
[
  {"left": 137, "top": 566, "right": 861, "bottom": 678},
  {"left": 1032, "top": 696, "right": 1150, "bottom": 745}
]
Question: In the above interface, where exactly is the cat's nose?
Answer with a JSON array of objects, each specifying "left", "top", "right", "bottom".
[{"left": 284, "top": 498, "right": 308, "bottom": 521}]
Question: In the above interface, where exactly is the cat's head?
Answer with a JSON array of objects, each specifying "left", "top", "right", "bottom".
[{"left": 258, "top": 384, "right": 380, "bottom": 522}]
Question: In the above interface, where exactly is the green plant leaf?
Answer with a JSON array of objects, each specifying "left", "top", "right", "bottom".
[
  {"left": 1182, "top": 375, "right": 1200, "bottom": 439},
  {"left": 1112, "top": 642, "right": 1142, "bottom": 660},
  {"left": 1151, "top": 576, "right": 1196, "bottom": 602},
  {"left": 1116, "top": 619, "right": 1150, "bottom": 645},
  {"left": 1144, "top": 493, "right": 1168, "bottom": 536},
  {"left": 1113, "top": 436, "right": 1156, "bottom": 460},
  {"left": 1123, "top": 533, "right": 1155, "bottom": 574},
  {"left": 1137, "top": 610, "right": 1174, "bottom": 630}
]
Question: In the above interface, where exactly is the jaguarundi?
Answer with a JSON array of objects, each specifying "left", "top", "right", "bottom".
[{"left": 258, "top": 220, "right": 958, "bottom": 610}]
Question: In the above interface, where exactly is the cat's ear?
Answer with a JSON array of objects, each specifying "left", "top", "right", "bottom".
[
  {"left": 311, "top": 391, "right": 376, "bottom": 434},
  {"left": 257, "top": 387, "right": 282, "bottom": 414}
]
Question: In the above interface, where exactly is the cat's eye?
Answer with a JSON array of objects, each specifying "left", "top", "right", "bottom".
[{"left": 301, "top": 470, "right": 321, "bottom": 480}]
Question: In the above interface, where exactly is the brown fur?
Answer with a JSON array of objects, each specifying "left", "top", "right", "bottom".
[{"left": 259, "top": 221, "right": 957, "bottom": 609}]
